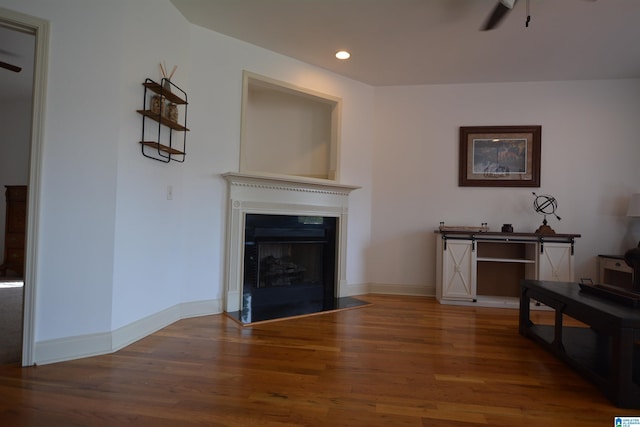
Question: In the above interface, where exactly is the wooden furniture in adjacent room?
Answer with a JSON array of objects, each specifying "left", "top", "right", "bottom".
[
  {"left": 435, "top": 230, "right": 580, "bottom": 307},
  {"left": 520, "top": 279, "right": 640, "bottom": 408},
  {"left": 598, "top": 254, "right": 633, "bottom": 290},
  {"left": 0, "top": 185, "right": 27, "bottom": 277}
]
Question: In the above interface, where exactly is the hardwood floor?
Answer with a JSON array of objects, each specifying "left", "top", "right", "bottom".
[{"left": 0, "top": 295, "right": 624, "bottom": 426}]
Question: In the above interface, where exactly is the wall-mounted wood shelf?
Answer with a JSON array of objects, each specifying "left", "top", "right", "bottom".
[
  {"left": 136, "top": 110, "right": 189, "bottom": 131},
  {"left": 139, "top": 141, "right": 184, "bottom": 155},
  {"left": 142, "top": 81, "right": 187, "bottom": 105},
  {"left": 137, "top": 78, "right": 188, "bottom": 163}
]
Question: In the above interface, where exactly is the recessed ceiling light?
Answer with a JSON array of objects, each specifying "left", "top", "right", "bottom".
[{"left": 335, "top": 50, "right": 351, "bottom": 60}]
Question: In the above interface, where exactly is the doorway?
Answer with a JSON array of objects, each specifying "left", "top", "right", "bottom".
[
  {"left": 0, "top": 21, "right": 34, "bottom": 365},
  {"left": 0, "top": 7, "right": 49, "bottom": 366}
]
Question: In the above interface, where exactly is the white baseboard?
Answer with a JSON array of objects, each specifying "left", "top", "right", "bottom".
[
  {"left": 34, "top": 331, "right": 113, "bottom": 365},
  {"left": 181, "top": 298, "right": 223, "bottom": 319},
  {"left": 111, "top": 305, "right": 181, "bottom": 352},
  {"left": 343, "top": 282, "right": 369, "bottom": 296},
  {"left": 34, "top": 299, "right": 221, "bottom": 365},
  {"left": 368, "top": 283, "right": 435, "bottom": 296}
]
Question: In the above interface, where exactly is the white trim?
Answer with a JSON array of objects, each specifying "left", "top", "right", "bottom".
[
  {"left": 34, "top": 299, "right": 221, "bottom": 365},
  {"left": 223, "top": 171, "right": 359, "bottom": 193},
  {"left": 180, "top": 298, "right": 222, "bottom": 319},
  {"left": 111, "top": 305, "right": 183, "bottom": 352},
  {"left": 343, "top": 282, "right": 369, "bottom": 296},
  {"left": 0, "top": 7, "right": 49, "bottom": 367},
  {"left": 35, "top": 332, "right": 113, "bottom": 365},
  {"left": 368, "top": 283, "right": 435, "bottom": 296}
]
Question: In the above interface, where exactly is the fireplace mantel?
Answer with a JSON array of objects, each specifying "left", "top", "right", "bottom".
[
  {"left": 222, "top": 172, "right": 360, "bottom": 195},
  {"left": 222, "top": 172, "right": 360, "bottom": 313}
]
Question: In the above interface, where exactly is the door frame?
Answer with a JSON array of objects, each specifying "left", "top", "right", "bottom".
[{"left": 0, "top": 6, "right": 49, "bottom": 366}]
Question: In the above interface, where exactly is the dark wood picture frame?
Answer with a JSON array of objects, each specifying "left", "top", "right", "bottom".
[{"left": 459, "top": 125, "right": 541, "bottom": 187}]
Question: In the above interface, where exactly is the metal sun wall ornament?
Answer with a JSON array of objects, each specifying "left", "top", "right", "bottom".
[{"left": 532, "top": 192, "right": 561, "bottom": 235}]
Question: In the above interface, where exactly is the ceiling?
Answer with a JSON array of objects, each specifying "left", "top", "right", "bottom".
[
  {"left": 1, "top": 1, "right": 639, "bottom": 98},
  {"left": 170, "top": 0, "right": 640, "bottom": 86}
]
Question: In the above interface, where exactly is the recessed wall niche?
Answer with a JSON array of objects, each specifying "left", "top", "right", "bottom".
[{"left": 240, "top": 71, "right": 341, "bottom": 181}]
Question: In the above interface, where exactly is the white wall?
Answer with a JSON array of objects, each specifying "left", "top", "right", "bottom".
[
  {"left": 186, "top": 24, "right": 375, "bottom": 298},
  {"left": 110, "top": 0, "right": 192, "bottom": 332},
  {"left": 0, "top": 0, "right": 374, "bottom": 363},
  {"left": 0, "top": 0, "right": 128, "bottom": 344},
  {"left": 371, "top": 80, "right": 640, "bottom": 293}
]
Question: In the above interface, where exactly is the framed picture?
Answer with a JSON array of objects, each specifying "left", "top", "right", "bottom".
[{"left": 459, "top": 125, "right": 541, "bottom": 187}]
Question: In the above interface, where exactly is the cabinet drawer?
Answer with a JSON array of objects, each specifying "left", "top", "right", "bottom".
[{"left": 601, "top": 258, "right": 632, "bottom": 273}]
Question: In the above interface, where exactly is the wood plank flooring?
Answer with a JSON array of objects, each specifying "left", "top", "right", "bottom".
[{"left": 0, "top": 295, "right": 626, "bottom": 426}]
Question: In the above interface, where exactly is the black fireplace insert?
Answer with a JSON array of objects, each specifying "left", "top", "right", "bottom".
[{"left": 242, "top": 214, "right": 337, "bottom": 320}]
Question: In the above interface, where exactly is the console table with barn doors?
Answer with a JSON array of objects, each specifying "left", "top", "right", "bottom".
[{"left": 435, "top": 230, "right": 580, "bottom": 308}]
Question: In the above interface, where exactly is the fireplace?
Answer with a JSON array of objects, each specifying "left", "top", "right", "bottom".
[
  {"left": 243, "top": 214, "right": 337, "bottom": 316},
  {"left": 223, "top": 172, "right": 359, "bottom": 322}
]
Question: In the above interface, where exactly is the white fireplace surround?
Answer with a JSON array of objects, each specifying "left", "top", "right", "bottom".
[{"left": 222, "top": 172, "right": 360, "bottom": 312}]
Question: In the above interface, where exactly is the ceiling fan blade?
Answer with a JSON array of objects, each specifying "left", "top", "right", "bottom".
[
  {"left": 481, "top": 0, "right": 517, "bottom": 31},
  {"left": 0, "top": 60, "right": 21, "bottom": 73}
]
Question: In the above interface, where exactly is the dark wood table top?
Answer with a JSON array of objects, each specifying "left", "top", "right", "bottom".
[{"left": 521, "top": 280, "right": 640, "bottom": 329}]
